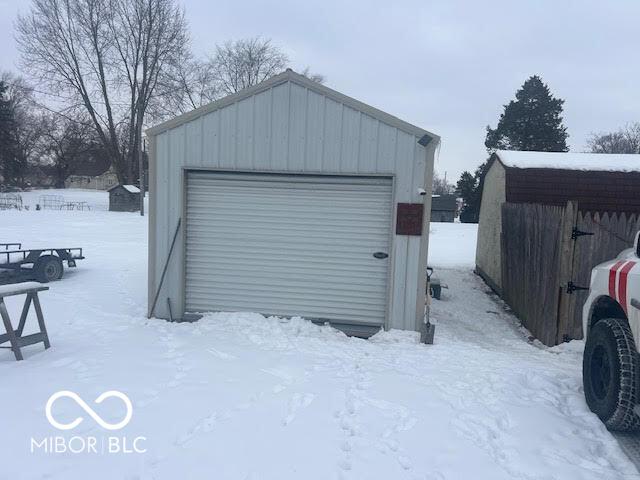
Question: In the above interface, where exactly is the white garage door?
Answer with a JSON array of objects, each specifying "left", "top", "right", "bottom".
[{"left": 185, "top": 172, "right": 393, "bottom": 327}]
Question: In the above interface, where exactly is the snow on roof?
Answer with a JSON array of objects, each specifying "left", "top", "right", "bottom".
[
  {"left": 108, "top": 184, "right": 140, "bottom": 193},
  {"left": 105, "top": 184, "right": 142, "bottom": 194},
  {"left": 495, "top": 150, "right": 640, "bottom": 173},
  {"left": 122, "top": 185, "right": 140, "bottom": 193}
]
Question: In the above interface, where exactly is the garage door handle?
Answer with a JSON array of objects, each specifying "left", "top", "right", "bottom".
[{"left": 373, "top": 252, "right": 389, "bottom": 259}]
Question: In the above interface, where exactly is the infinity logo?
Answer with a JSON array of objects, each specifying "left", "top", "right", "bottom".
[{"left": 45, "top": 391, "right": 133, "bottom": 431}]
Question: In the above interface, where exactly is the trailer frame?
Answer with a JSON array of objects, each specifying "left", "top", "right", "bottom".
[{"left": 0, "top": 246, "right": 84, "bottom": 283}]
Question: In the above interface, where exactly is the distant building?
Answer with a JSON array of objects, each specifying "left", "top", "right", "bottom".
[
  {"left": 108, "top": 184, "right": 141, "bottom": 212},
  {"left": 431, "top": 194, "right": 457, "bottom": 222},
  {"left": 64, "top": 151, "right": 117, "bottom": 191},
  {"left": 66, "top": 168, "right": 118, "bottom": 191},
  {"left": 476, "top": 150, "right": 640, "bottom": 294}
]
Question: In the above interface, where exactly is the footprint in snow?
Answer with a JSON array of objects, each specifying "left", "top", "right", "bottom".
[
  {"left": 163, "top": 349, "right": 183, "bottom": 360},
  {"left": 338, "top": 457, "right": 352, "bottom": 471},
  {"left": 261, "top": 366, "right": 299, "bottom": 393},
  {"left": 176, "top": 411, "right": 225, "bottom": 446},
  {"left": 50, "top": 357, "right": 75, "bottom": 367},
  {"left": 283, "top": 392, "right": 315, "bottom": 426},
  {"left": 397, "top": 455, "right": 412, "bottom": 470},
  {"left": 207, "top": 347, "right": 237, "bottom": 360}
]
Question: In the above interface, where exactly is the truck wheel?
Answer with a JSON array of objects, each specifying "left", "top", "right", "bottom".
[
  {"left": 35, "top": 255, "right": 64, "bottom": 283},
  {"left": 583, "top": 318, "right": 640, "bottom": 431}
]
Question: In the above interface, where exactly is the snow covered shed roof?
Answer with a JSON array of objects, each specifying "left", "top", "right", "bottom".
[
  {"left": 486, "top": 151, "right": 640, "bottom": 213},
  {"left": 495, "top": 150, "right": 640, "bottom": 173}
]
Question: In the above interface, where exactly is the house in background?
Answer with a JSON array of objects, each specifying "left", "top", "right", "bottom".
[
  {"left": 65, "top": 152, "right": 118, "bottom": 190},
  {"left": 476, "top": 150, "right": 640, "bottom": 294},
  {"left": 431, "top": 194, "right": 457, "bottom": 222}
]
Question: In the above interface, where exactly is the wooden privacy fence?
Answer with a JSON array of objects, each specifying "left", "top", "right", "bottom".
[{"left": 501, "top": 202, "right": 640, "bottom": 346}]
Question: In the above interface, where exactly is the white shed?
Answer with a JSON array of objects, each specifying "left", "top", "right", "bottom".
[{"left": 146, "top": 70, "right": 440, "bottom": 338}]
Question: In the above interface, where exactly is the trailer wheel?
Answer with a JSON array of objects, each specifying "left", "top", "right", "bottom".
[
  {"left": 35, "top": 255, "right": 64, "bottom": 283},
  {"left": 583, "top": 318, "right": 640, "bottom": 431}
]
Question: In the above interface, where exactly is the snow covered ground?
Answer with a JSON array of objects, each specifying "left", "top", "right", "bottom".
[
  {"left": 0, "top": 190, "right": 638, "bottom": 479},
  {"left": 428, "top": 222, "right": 478, "bottom": 268}
]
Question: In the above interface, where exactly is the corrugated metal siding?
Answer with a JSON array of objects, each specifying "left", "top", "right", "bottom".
[
  {"left": 185, "top": 172, "right": 392, "bottom": 325},
  {"left": 150, "top": 79, "right": 433, "bottom": 331}
]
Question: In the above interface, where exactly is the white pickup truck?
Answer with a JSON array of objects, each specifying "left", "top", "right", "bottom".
[{"left": 583, "top": 231, "right": 640, "bottom": 431}]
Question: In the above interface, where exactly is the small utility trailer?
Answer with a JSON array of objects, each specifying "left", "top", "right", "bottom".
[{"left": 0, "top": 243, "right": 84, "bottom": 283}]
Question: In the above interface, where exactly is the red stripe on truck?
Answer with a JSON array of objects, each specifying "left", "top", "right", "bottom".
[
  {"left": 619, "top": 261, "right": 637, "bottom": 314},
  {"left": 609, "top": 260, "right": 626, "bottom": 300}
]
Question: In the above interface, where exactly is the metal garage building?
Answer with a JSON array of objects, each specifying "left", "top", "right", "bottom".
[{"left": 146, "top": 70, "right": 439, "bottom": 337}]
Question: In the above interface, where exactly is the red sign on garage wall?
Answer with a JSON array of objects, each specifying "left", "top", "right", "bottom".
[{"left": 396, "top": 203, "right": 424, "bottom": 235}]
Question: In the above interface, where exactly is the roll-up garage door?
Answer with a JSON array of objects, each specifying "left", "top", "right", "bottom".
[{"left": 185, "top": 172, "right": 393, "bottom": 326}]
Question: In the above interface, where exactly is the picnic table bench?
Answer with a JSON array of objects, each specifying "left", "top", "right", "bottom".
[{"left": 0, "top": 282, "right": 50, "bottom": 361}]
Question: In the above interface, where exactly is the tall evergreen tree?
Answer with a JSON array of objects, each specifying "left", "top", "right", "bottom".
[
  {"left": 485, "top": 75, "right": 569, "bottom": 152},
  {"left": 456, "top": 162, "right": 488, "bottom": 223}
]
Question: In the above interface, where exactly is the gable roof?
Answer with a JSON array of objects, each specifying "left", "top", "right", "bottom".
[
  {"left": 494, "top": 150, "right": 640, "bottom": 173},
  {"left": 146, "top": 69, "right": 438, "bottom": 144}
]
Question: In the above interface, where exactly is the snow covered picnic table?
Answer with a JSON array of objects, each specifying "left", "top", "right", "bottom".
[{"left": 0, "top": 195, "right": 638, "bottom": 479}]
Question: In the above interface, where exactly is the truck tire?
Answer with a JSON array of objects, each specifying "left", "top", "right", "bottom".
[
  {"left": 34, "top": 255, "right": 64, "bottom": 283},
  {"left": 583, "top": 317, "right": 640, "bottom": 431}
]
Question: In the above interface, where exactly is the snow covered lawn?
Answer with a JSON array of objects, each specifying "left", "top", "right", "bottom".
[{"left": 0, "top": 191, "right": 638, "bottom": 479}]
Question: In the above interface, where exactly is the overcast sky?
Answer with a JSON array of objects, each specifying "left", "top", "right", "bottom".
[{"left": 1, "top": 0, "right": 639, "bottom": 181}]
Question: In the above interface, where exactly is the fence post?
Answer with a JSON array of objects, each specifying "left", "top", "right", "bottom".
[{"left": 556, "top": 201, "right": 579, "bottom": 344}]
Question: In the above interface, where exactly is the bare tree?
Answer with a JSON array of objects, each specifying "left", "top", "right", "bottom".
[
  {"left": 300, "top": 66, "right": 325, "bottom": 84},
  {"left": 150, "top": 51, "right": 218, "bottom": 119},
  {"left": 152, "top": 37, "right": 325, "bottom": 119},
  {"left": 42, "top": 114, "right": 105, "bottom": 187},
  {"left": 16, "top": 0, "right": 189, "bottom": 184},
  {"left": 588, "top": 122, "right": 640, "bottom": 154},
  {"left": 432, "top": 171, "right": 455, "bottom": 195},
  {"left": 1, "top": 71, "right": 49, "bottom": 186},
  {"left": 211, "top": 38, "right": 289, "bottom": 95}
]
